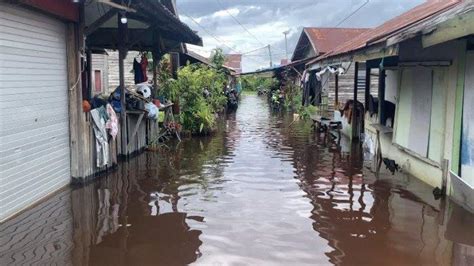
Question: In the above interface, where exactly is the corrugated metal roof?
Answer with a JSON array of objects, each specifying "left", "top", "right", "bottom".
[
  {"left": 305, "top": 27, "right": 369, "bottom": 54},
  {"left": 185, "top": 50, "right": 211, "bottom": 65},
  {"left": 292, "top": 27, "right": 368, "bottom": 61},
  {"left": 315, "top": 0, "right": 461, "bottom": 62}
]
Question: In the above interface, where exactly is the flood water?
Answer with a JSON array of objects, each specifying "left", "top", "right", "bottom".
[{"left": 1, "top": 94, "right": 474, "bottom": 265}]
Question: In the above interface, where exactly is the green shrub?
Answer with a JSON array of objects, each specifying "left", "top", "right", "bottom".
[
  {"left": 158, "top": 57, "right": 228, "bottom": 135},
  {"left": 241, "top": 75, "right": 278, "bottom": 92}
]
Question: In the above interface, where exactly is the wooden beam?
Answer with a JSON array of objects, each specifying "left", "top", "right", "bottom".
[
  {"left": 127, "top": 113, "right": 144, "bottom": 150},
  {"left": 423, "top": 10, "right": 474, "bottom": 48},
  {"left": 86, "top": 49, "right": 92, "bottom": 99},
  {"left": 118, "top": 13, "right": 128, "bottom": 156},
  {"left": 451, "top": 46, "right": 468, "bottom": 174},
  {"left": 97, "top": 0, "right": 137, "bottom": 12},
  {"left": 67, "top": 23, "right": 81, "bottom": 179},
  {"left": 335, "top": 74, "right": 339, "bottom": 107},
  {"left": 378, "top": 68, "right": 386, "bottom": 125},
  {"left": 352, "top": 62, "right": 359, "bottom": 140},
  {"left": 365, "top": 64, "right": 371, "bottom": 110},
  {"left": 85, "top": 8, "right": 118, "bottom": 36}
]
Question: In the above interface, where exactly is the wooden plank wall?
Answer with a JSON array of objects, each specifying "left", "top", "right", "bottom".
[
  {"left": 325, "top": 64, "right": 379, "bottom": 112},
  {"left": 0, "top": 189, "right": 73, "bottom": 265},
  {"left": 107, "top": 50, "right": 137, "bottom": 94},
  {"left": 126, "top": 114, "right": 148, "bottom": 155},
  {"left": 91, "top": 53, "right": 109, "bottom": 95}
]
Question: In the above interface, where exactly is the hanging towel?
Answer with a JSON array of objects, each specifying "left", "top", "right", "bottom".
[
  {"left": 105, "top": 104, "right": 118, "bottom": 140},
  {"left": 91, "top": 106, "right": 110, "bottom": 167}
]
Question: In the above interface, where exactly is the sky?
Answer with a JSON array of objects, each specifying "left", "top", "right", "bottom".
[{"left": 176, "top": 0, "right": 425, "bottom": 72}]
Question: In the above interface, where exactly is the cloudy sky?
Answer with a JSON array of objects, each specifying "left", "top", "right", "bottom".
[{"left": 176, "top": 0, "right": 425, "bottom": 72}]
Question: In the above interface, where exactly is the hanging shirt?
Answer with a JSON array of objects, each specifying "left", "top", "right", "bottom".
[
  {"left": 141, "top": 55, "right": 148, "bottom": 82},
  {"left": 133, "top": 58, "right": 143, "bottom": 84},
  {"left": 105, "top": 104, "right": 118, "bottom": 140},
  {"left": 91, "top": 106, "right": 110, "bottom": 167}
]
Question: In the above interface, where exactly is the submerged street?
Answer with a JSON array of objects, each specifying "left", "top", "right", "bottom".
[{"left": 1, "top": 95, "right": 473, "bottom": 265}]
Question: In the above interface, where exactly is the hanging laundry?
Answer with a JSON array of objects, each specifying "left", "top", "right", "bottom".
[
  {"left": 141, "top": 54, "right": 148, "bottom": 82},
  {"left": 133, "top": 58, "right": 144, "bottom": 84},
  {"left": 91, "top": 106, "right": 110, "bottom": 167},
  {"left": 105, "top": 104, "right": 118, "bottom": 140}
]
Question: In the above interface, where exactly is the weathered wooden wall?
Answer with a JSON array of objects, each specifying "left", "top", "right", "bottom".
[
  {"left": 325, "top": 63, "right": 379, "bottom": 112},
  {"left": 91, "top": 53, "right": 109, "bottom": 95},
  {"left": 126, "top": 113, "right": 148, "bottom": 155},
  {"left": 107, "top": 50, "right": 136, "bottom": 94}
]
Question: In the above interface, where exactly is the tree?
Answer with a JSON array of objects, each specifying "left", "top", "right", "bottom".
[{"left": 210, "top": 48, "right": 226, "bottom": 71}]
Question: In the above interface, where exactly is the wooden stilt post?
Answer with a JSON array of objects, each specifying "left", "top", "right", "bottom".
[
  {"left": 86, "top": 49, "right": 92, "bottom": 99},
  {"left": 378, "top": 68, "right": 386, "bottom": 125},
  {"left": 335, "top": 74, "right": 339, "bottom": 107},
  {"left": 352, "top": 62, "right": 359, "bottom": 140},
  {"left": 118, "top": 13, "right": 128, "bottom": 156},
  {"left": 365, "top": 64, "right": 371, "bottom": 111}
]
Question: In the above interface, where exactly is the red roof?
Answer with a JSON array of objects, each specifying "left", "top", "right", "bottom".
[
  {"left": 317, "top": 0, "right": 461, "bottom": 61},
  {"left": 224, "top": 54, "right": 242, "bottom": 74},
  {"left": 304, "top": 27, "right": 369, "bottom": 55}
]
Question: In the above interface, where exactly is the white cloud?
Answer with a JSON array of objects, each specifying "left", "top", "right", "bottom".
[
  {"left": 212, "top": 8, "right": 240, "bottom": 18},
  {"left": 177, "top": 0, "right": 425, "bottom": 72}
]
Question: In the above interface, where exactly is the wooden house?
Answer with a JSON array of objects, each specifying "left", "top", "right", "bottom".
[
  {"left": 0, "top": 0, "right": 201, "bottom": 222},
  {"left": 311, "top": 0, "right": 474, "bottom": 212},
  {"left": 284, "top": 28, "right": 370, "bottom": 114}
]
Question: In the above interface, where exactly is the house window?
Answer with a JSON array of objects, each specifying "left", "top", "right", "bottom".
[
  {"left": 394, "top": 66, "right": 447, "bottom": 163},
  {"left": 94, "top": 70, "right": 102, "bottom": 92}
]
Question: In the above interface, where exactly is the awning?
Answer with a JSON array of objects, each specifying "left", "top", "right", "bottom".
[{"left": 85, "top": 0, "right": 202, "bottom": 52}]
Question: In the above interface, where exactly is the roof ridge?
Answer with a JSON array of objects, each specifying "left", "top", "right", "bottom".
[{"left": 304, "top": 27, "right": 370, "bottom": 30}]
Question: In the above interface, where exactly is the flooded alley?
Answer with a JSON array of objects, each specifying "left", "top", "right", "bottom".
[{"left": 1, "top": 95, "right": 473, "bottom": 265}]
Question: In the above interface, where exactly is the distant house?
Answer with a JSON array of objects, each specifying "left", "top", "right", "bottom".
[
  {"left": 224, "top": 54, "right": 242, "bottom": 74},
  {"left": 292, "top": 28, "right": 370, "bottom": 114},
  {"left": 292, "top": 27, "right": 368, "bottom": 61}
]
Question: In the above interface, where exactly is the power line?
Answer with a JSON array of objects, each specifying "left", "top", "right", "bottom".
[
  {"left": 335, "top": 0, "right": 370, "bottom": 27},
  {"left": 180, "top": 12, "right": 241, "bottom": 53},
  {"left": 241, "top": 46, "right": 268, "bottom": 55},
  {"left": 215, "top": 0, "right": 267, "bottom": 47},
  {"left": 180, "top": 12, "right": 269, "bottom": 66}
]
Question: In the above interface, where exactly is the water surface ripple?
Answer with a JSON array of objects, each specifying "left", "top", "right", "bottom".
[{"left": 1, "top": 95, "right": 473, "bottom": 266}]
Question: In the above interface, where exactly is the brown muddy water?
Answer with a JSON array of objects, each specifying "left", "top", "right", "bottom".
[{"left": 1, "top": 94, "right": 474, "bottom": 266}]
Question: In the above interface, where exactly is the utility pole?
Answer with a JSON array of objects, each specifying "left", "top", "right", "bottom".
[
  {"left": 283, "top": 30, "right": 290, "bottom": 60},
  {"left": 267, "top": 44, "right": 273, "bottom": 68}
]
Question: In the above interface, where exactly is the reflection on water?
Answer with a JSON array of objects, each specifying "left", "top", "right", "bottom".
[{"left": 1, "top": 95, "right": 473, "bottom": 265}]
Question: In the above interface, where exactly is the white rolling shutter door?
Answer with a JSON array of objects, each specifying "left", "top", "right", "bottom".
[{"left": 0, "top": 3, "right": 70, "bottom": 221}]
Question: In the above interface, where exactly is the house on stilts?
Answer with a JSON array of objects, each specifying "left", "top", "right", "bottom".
[
  {"left": 307, "top": 0, "right": 474, "bottom": 212},
  {"left": 0, "top": 0, "right": 201, "bottom": 222}
]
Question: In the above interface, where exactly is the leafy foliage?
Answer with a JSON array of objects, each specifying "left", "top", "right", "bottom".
[
  {"left": 241, "top": 75, "right": 279, "bottom": 91},
  {"left": 283, "top": 82, "right": 301, "bottom": 111},
  {"left": 158, "top": 60, "right": 227, "bottom": 135},
  {"left": 210, "top": 48, "right": 226, "bottom": 71}
]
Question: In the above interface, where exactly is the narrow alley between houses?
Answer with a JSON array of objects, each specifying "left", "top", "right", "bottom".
[
  {"left": 2, "top": 0, "right": 474, "bottom": 265},
  {"left": 1, "top": 95, "right": 473, "bottom": 265}
]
